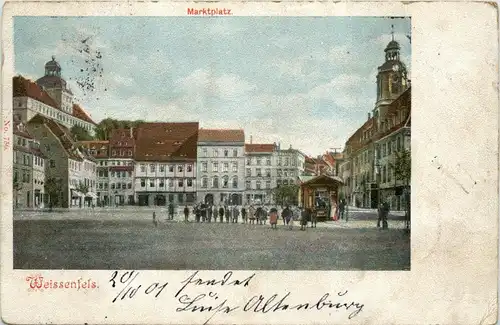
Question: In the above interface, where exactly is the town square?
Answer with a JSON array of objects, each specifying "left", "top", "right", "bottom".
[{"left": 11, "top": 16, "right": 411, "bottom": 270}]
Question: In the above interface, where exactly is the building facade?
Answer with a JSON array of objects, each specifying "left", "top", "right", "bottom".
[
  {"left": 134, "top": 123, "right": 198, "bottom": 206},
  {"left": 343, "top": 36, "right": 411, "bottom": 210},
  {"left": 197, "top": 129, "right": 245, "bottom": 206},
  {"left": 13, "top": 57, "right": 97, "bottom": 135},
  {"left": 276, "top": 145, "right": 305, "bottom": 187},
  {"left": 244, "top": 143, "right": 277, "bottom": 204}
]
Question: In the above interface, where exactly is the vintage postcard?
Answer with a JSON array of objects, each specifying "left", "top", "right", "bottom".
[{"left": 1, "top": 1, "right": 498, "bottom": 324}]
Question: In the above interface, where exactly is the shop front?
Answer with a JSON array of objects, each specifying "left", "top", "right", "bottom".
[{"left": 299, "top": 175, "right": 344, "bottom": 222}]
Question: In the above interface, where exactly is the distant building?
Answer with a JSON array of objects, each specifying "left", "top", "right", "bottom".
[
  {"left": 27, "top": 114, "right": 97, "bottom": 208},
  {"left": 12, "top": 57, "right": 97, "bottom": 135},
  {"left": 244, "top": 143, "right": 277, "bottom": 204},
  {"left": 197, "top": 129, "right": 245, "bottom": 206},
  {"left": 134, "top": 123, "right": 198, "bottom": 206},
  {"left": 276, "top": 145, "right": 305, "bottom": 186},
  {"left": 12, "top": 123, "right": 46, "bottom": 208},
  {"left": 79, "top": 140, "right": 110, "bottom": 206}
]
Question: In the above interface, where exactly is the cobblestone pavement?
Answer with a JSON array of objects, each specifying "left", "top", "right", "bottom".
[{"left": 13, "top": 209, "right": 410, "bottom": 270}]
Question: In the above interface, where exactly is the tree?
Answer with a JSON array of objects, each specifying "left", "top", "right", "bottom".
[
  {"left": 272, "top": 184, "right": 299, "bottom": 206},
  {"left": 13, "top": 172, "right": 23, "bottom": 208},
  {"left": 45, "top": 177, "right": 63, "bottom": 210},
  {"left": 94, "top": 119, "right": 146, "bottom": 140},
  {"left": 70, "top": 125, "right": 94, "bottom": 141}
]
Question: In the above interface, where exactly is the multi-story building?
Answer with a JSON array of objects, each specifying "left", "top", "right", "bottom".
[
  {"left": 80, "top": 140, "right": 110, "bottom": 206},
  {"left": 276, "top": 145, "right": 305, "bottom": 187},
  {"left": 197, "top": 129, "right": 245, "bottom": 206},
  {"left": 27, "top": 114, "right": 97, "bottom": 208},
  {"left": 108, "top": 128, "right": 136, "bottom": 205},
  {"left": 13, "top": 56, "right": 97, "bottom": 135},
  {"left": 343, "top": 35, "right": 411, "bottom": 210},
  {"left": 134, "top": 123, "right": 198, "bottom": 206},
  {"left": 12, "top": 123, "right": 46, "bottom": 208},
  {"left": 244, "top": 143, "right": 277, "bottom": 204}
]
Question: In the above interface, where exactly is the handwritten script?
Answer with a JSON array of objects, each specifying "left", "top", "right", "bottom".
[{"left": 109, "top": 271, "right": 364, "bottom": 324}]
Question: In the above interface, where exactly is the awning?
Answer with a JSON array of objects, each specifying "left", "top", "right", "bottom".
[
  {"left": 85, "top": 192, "right": 98, "bottom": 199},
  {"left": 72, "top": 190, "right": 84, "bottom": 197}
]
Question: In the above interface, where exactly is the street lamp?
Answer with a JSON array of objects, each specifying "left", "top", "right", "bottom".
[{"left": 375, "top": 158, "right": 381, "bottom": 227}]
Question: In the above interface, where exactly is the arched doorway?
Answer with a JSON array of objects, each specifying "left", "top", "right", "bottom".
[
  {"left": 204, "top": 194, "right": 214, "bottom": 205},
  {"left": 231, "top": 193, "right": 240, "bottom": 205}
]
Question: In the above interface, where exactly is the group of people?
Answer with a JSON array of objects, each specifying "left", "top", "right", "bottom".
[{"left": 153, "top": 203, "right": 319, "bottom": 230}]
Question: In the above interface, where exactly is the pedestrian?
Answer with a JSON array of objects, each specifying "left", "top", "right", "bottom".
[
  {"left": 183, "top": 205, "right": 189, "bottom": 222},
  {"left": 280, "top": 206, "right": 286, "bottom": 225},
  {"left": 168, "top": 203, "right": 175, "bottom": 220},
  {"left": 201, "top": 203, "right": 207, "bottom": 223},
  {"left": 310, "top": 209, "right": 317, "bottom": 228},
  {"left": 261, "top": 206, "right": 268, "bottom": 225},
  {"left": 249, "top": 205, "right": 256, "bottom": 225},
  {"left": 382, "top": 201, "right": 390, "bottom": 229},
  {"left": 283, "top": 206, "right": 293, "bottom": 229},
  {"left": 241, "top": 206, "right": 247, "bottom": 224},
  {"left": 207, "top": 204, "right": 213, "bottom": 223},
  {"left": 232, "top": 206, "right": 240, "bottom": 223},
  {"left": 218, "top": 205, "right": 224, "bottom": 223},
  {"left": 195, "top": 205, "right": 201, "bottom": 223},
  {"left": 256, "top": 207, "right": 263, "bottom": 225},
  {"left": 269, "top": 207, "right": 278, "bottom": 229},
  {"left": 300, "top": 207, "right": 308, "bottom": 231},
  {"left": 281, "top": 206, "right": 291, "bottom": 226},
  {"left": 225, "top": 205, "right": 231, "bottom": 223},
  {"left": 152, "top": 211, "right": 158, "bottom": 227},
  {"left": 339, "top": 199, "right": 345, "bottom": 220}
]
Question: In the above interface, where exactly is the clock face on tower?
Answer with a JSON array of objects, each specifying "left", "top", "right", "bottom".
[{"left": 392, "top": 64, "right": 400, "bottom": 72}]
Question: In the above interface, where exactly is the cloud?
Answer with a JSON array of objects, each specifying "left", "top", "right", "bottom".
[{"left": 309, "top": 74, "right": 366, "bottom": 106}]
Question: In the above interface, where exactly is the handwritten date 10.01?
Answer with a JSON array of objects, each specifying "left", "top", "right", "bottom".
[{"left": 109, "top": 271, "right": 168, "bottom": 303}]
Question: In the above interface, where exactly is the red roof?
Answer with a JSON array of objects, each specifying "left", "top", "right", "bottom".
[
  {"left": 134, "top": 122, "right": 199, "bottom": 161},
  {"left": 109, "top": 128, "right": 136, "bottom": 147},
  {"left": 245, "top": 143, "right": 275, "bottom": 153},
  {"left": 79, "top": 140, "right": 110, "bottom": 159},
  {"left": 72, "top": 104, "right": 96, "bottom": 125},
  {"left": 13, "top": 76, "right": 58, "bottom": 109},
  {"left": 13, "top": 127, "right": 33, "bottom": 140},
  {"left": 198, "top": 129, "right": 245, "bottom": 142}
]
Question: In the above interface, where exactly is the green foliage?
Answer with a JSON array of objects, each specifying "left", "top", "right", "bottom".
[
  {"left": 392, "top": 149, "right": 411, "bottom": 186},
  {"left": 272, "top": 184, "right": 299, "bottom": 205},
  {"left": 70, "top": 125, "right": 94, "bottom": 141},
  {"left": 45, "top": 177, "right": 63, "bottom": 207},
  {"left": 94, "top": 119, "right": 145, "bottom": 140}
]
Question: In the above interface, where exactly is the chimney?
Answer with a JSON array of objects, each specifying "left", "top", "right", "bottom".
[{"left": 368, "top": 112, "right": 371, "bottom": 120}]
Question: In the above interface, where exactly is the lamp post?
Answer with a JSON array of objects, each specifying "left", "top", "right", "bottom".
[{"left": 375, "top": 158, "right": 381, "bottom": 227}]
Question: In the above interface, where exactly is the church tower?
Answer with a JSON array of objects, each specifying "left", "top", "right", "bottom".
[
  {"left": 373, "top": 26, "right": 409, "bottom": 124},
  {"left": 36, "top": 56, "right": 74, "bottom": 114}
]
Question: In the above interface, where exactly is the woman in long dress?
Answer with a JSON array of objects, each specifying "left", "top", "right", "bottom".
[
  {"left": 331, "top": 200, "right": 338, "bottom": 221},
  {"left": 269, "top": 207, "right": 278, "bottom": 229}
]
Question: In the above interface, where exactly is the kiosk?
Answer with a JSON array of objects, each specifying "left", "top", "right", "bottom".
[{"left": 299, "top": 175, "right": 344, "bottom": 221}]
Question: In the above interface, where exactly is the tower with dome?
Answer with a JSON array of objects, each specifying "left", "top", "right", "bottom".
[{"left": 36, "top": 56, "right": 74, "bottom": 115}]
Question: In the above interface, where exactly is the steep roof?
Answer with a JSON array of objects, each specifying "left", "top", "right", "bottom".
[
  {"left": 134, "top": 122, "right": 199, "bottom": 161},
  {"left": 79, "top": 140, "right": 110, "bottom": 159},
  {"left": 13, "top": 75, "right": 58, "bottom": 109},
  {"left": 198, "top": 129, "right": 245, "bottom": 142},
  {"left": 72, "top": 104, "right": 96, "bottom": 125},
  {"left": 28, "top": 114, "right": 83, "bottom": 161},
  {"left": 245, "top": 143, "right": 275, "bottom": 153}
]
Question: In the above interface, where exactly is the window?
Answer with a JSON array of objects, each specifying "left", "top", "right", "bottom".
[
  {"left": 266, "top": 180, "right": 271, "bottom": 189},
  {"left": 256, "top": 158, "right": 261, "bottom": 166},
  {"left": 111, "top": 171, "right": 116, "bottom": 177},
  {"left": 104, "top": 183, "right": 108, "bottom": 189},
  {"left": 111, "top": 183, "right": 115, "bottom": 190},
  {"left": 212, "top": 176, "right": 219, "bottom": 188},
  {"left": 246, "top": 158, "right": 251, "bottom": 165},
  {"left": 202, "top": 162, "right": 207, "bottom": 172},
  {"left": 159, "top": 179, "right": 164, "bottom": 187},
  {"left": 233, "top": 149, "right": 238, "bottom": 157},
  {"left": 117, "top": 183, "right": 122, "bottom": 190},
  {"left": 150, "top": 164, "right": 156, "bottom": 173},
  {"left": 266, "top": 158, "right": 271, "bottom": 166},
  {"left": 187, "top": 164, "right": 192, "bottom": 172},
  {"left": 256, "top": 168, "right": 262, "bottom": 177},
  {"left": 121, "top": 182, "right": 126, "bottom": 189},
  {"left": 169, "top": 165, "right": 174, "bottom": 172},
  {"left": 278, "top": 158, "right": 282, "bottom": 166},
  {"left": 178, "top": 179, "right": 183, "bottom": 187},
  {"left": 112, "top": 150, "right": 116, "bottom": 156},
  {"left": 201, "top": 177, "right": 208, "bottom": 188},
  {"left": 168, "top": 179, "right": 173, "bottom": 187},
  {"left": 222, "top": 176, "right": 229, "bottom": 188},
  {"left": 178, "top": 193, "right": 184, "bottom": 204},
  {"left": 246, "top": 180, "right": 251, "bottom": 189},
  {"left": 265, "top": 168, "right": 271, "bottom": 177},
  {"left": 388, "top": 167, "right": 392, "bottom": 183},
  {"left": 224, "top": 149, "right": 228, "bottom": 157},
  {"left": 50, "top": 160, "right": 55, "bottom": 168},
  {"left": 128, "top": 171, "right": 132, "bottom": 177},
  {"left": 232, "top": 162, "right": 238, "bottom": 172},
  {"left": 150, "top": 179, "right": 155, "bottom": 187},
  {"left": 159, "top": 165, "right": 165, "bottom": 172},
  {"left": 223, "top": 163, "right": 229, "bottom": 172},
  {"left": 397, "top": 137, "right": 402, "bottom": 151},
  {"left": 127, "top": 183, "right": 132, "bottom": 189},
  {"left": 203, "top": 148, "right": 208, "bottom": 157},
  {"left": 178, "top": 165, "right": 183, "bottom": 173},
  {"left": 232, "top": 176, "right": 238, "bottom": 188},
  {"left": 256, "top": 180, "right": 261, "bottom": 190},
  {"left": 187, "top": 179, "right": 193, "bottom": 187},
  {"left": 284, "top": 157, "right": 289, "bottom": 166},
  {"left": 246, "top": 168, "right": 251, "bottom": 177},
  {"left": 140, "top": 164, "right": 146, "bottom": 172},
  {"left": 213, "top": 149, "right": 219, "bottom": 157},
  {"left": 213, "top": 162, "right": 218, "bottom": 172}
]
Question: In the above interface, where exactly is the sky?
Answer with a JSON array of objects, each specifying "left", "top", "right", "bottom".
[{"left": 14, "top": 16, "right": 411, "bottom": 156}]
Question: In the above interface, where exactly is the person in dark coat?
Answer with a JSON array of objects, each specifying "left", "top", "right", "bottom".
[
  {"left": 232, "top": 206, "right": 240, "bottom": 223},
  {"left": 195, "top": 205, "right": 201, "bottom": 223},
  {"left": 152, "top": 211, "right": 158, "bottom": 227},
  {"left": 168, "top": 203, "right": 175, "bottom": 220},
  {"left": 225, "top": 205, "right": 231, "bottom": 223},
  {"left": 300, "top": 207, "right": 308, "bottom": 231},
  {"left": 339, "top": 199, "right": 345, "bottom": 220},
  {"left": 183, "top": 205, "right": 189, "bottom": 222},
  {"left": 218, "top": 205, "right": 224, "bottom": 223},
  {"left": 207, "top": 204, "right": 213, "bottom": 222},
  {"left": 201, "top": 203, "right": 207, "bottom": 223},
  {"left": 241, "top": 206, "right": 247, "bottom": 224},
  {"left": 310, "top": 209, "right": 317, "bottom": 228},
  {"left": 281, "top": 206, "right": 292, "bottom": 225}
]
